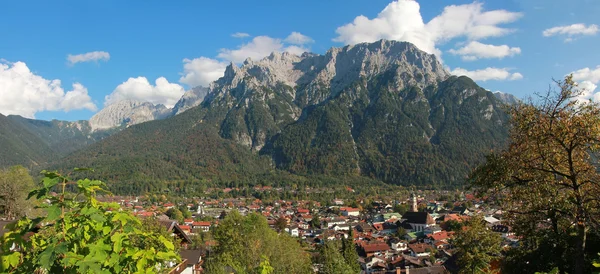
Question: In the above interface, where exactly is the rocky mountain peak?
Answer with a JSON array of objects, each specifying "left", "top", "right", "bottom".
[
  {"left": 172, "top": 86, "right": 209, "bottom": 115},
  {"left": 89, "top": 100, "right": 171, "bottom": 131}
]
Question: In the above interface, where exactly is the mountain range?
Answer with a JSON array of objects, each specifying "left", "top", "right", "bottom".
[{"left": 0, "top": 40, "right": 518, "bottom": 190}]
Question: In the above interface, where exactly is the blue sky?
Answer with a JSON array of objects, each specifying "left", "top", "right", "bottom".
[{"left": 1, "top": 0, "right": 599, "bottom": 121}]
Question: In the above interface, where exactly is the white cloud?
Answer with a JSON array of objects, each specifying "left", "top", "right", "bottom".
[
  {"left": 570, "top": 66, "right": 600, "bottom": 101},
  {"left": 449, "top": 41, "right": 521, "bottom": 61},
  {"left": 0, "top": 61, "right": 97, "bottom": 118},
  {"left": 284, "top": 32, "right": 314, "bottom": 45},
  {"left": 217, "top": 34, "right": 313, "bottom": 63},
  {"left": 179, "top": 57, "right": 228, "bottom": 87},
  {"left": 284, "top": 45, "right": 309, "bottom": 56},
  {"left": 217, "top": 36, "right": 285, "bottom": 63},
  {"left": 105, "top": 77, "right": 185, "bottom": 108},
  {"left": 179, "top": 32, "right": 314, "bottom": 87},
  {"left": 451, "top": 67, "right": 523, "bottom": 81},
  {"left": 67, "top": 51, "right": 110, "bottom": 65},
  {"left": 543, "top": 24, "right": 599, "bottom": 41},
  {"left": 231, "top": 32, "right": 250, "bottom": 38},
  {"left": 334, "top": 0, "right": 522, "bottom": 56}
]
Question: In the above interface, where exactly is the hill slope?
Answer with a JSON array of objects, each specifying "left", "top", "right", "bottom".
[{"left": 0, "top": 114, "right": 55, "bottom": 168}]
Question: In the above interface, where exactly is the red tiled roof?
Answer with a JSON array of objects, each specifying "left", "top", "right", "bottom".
[
  {"left": 362, "top": 242, "right": 390, "bottom": 253},
  {"left": 428, "top": 231, "right": 455, "bottom": 241},
  {"left": 193, "top": 221, "right": 211, "bottom": 227}
]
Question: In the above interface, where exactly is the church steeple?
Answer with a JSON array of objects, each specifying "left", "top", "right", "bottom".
[{"left": 411, "top": 192, "right": 418, "bottom": 212}]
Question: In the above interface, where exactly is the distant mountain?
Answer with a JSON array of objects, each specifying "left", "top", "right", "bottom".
[
  {"left": 0, "top": 113, "right": 55, "bottom": 168},
  {"left": 6, "top": 115, "right": 115, "bottom": 156},
  {"left": 89, "top": 100, "right": 172, "bottom": 131},
  {"left": 57, "top": 40, "right": 509, "bottom": 188},
  {"left": 172, "top": 86, "right": 209, "bottom": 115},
  {"left": 493, "top": 91, "right": 519, "bottom": 105}
]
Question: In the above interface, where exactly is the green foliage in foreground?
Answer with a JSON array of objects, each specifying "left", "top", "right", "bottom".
[
  {"left": 205, "top": 211, "right": 312, "bottom": 274},
  {"left": 451, "top": 215, "right": 502, "bottom": 274},
  {"left": 0, "top": 170, "right": 180, "bottom": 274}
]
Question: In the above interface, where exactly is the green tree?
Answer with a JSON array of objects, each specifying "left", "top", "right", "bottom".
[
  {"left": 444, "top": 220, "right": 463, "bottom": 232},
  {"left": 166, "top": 208, "right": 184, "bottom": 223},
  {"left": 451, "top": 215, "right": 502, "bottom": 274},
  {"left": 393, "top": 203, "right": 409, "bottom": 215},
  {"left": 0, "top": 166, "right": 35, "bottom": 220},
  {"left": 319, "top": 241, "right": 354, "bottom": 274},
  {"left": 470, "top": 76, "right": 600, "bottom": 274},
  {"left": 274, "top": 216, "right": 288, "bottom": 233},
  {"left": 0, "top": 170, "right": 180, "bottom": 273},
  {"left": 310, "top": 213, "right": 321, "bottom": 229},
  {"left": 205, "top": 211, "right": 312, "bottom": 274},
  {"left": 396, "top": 227, "right": 407, "bottom": 238},
  {"left": 341, "top": 230, "right": 360, "bottom": 273}
]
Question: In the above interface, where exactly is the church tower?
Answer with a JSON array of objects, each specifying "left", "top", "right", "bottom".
[{"left": 411, "top": 192, "right": 418, "bottom": 212}]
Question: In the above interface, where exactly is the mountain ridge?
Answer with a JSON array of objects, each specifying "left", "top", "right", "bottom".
[{"left": 51, "top": 39, "right": 510, "bottom": 188}]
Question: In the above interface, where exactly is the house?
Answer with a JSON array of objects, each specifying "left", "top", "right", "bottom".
[
  {"left": 159, "top": 220, "right": 192, "bottom": 247},
  {"left": 286, "top": 226, "right": 300, "bottom": 237},
  {"left": 389, "top": 238, "right": 408, "bottom": 251},
  {"left": 340, "top": 207, "right": 360, "bottom": 217},
  {"left": 331, "top": 224, "right": 351, "bottom": 231},
  {"left": 400, "top": 212, "right": 436, "bottom": 232},
  {"left": 491, "top": 224, "right": 514, "bottom": 239},
  {"left": 333, "top": 199, "right": 344, "bottom": 205},
  {"left": 356, "top": 222, "right": 375, "bottom": 233},
  {"left": 192, "top": 221, "right": 211, "bottom": 232},
  {"left": 325, "top": 217, "right": 346, "bottom": 228},
  {"left": 179, "top": 249, "right": 203, "bottom": 274},
  {"left": 361, "top": 242, "right": 390, "bottom": 257},
  {"left": 484, "top": 216, "right": 501, "bottom": 226},
  {"left": 425, "top": 231, "right": 454, "bottom": 244},
  {"left": 408, "top": 243, "right": 432, "bottom": 257}
]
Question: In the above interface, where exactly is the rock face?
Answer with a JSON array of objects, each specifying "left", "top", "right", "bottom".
[
  {"left": 172, "top": 86, "right": 209, "bottom": 115},
  {"left": 89, "top": 100, "right": 172, "bottom": 131},
  {"left": 203, "top": 39, "right": 450, "bottom": 151},
  {"left": 493, "top": 91, "right": 519, "bottom": 105}
]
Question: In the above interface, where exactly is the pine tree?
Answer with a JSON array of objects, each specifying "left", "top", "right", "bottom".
[
  {"left": 342, "top": 229, "right": 360, "bottom": 273},
  {"left": 319, "top": 241, "right": 354, "bottom": 274}
]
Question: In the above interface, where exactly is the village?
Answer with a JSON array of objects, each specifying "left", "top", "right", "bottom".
[{"left": 103, "top": 186, "right": 517, "bottom": 274}]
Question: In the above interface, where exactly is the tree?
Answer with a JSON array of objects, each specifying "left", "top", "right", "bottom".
[
  {"left": 470, "top": 76, "right": 600, "bottom": 274},
  {"left": 444, "top": 220, "right": 463, "bottom": 232},
  {"left": 311, "top": 213, "right": 321, "bottom": 229},
  {"left": 274, "top": 216, "right": 288, "bottom": 233},
  {"left": 396, "top": 227, "right": 407, "bottom": 238},
  {"left": 0, "top": 170, "right": 180, "bottom": 273},
  {"left": 0, "top": 166, "right": 35, "bottom": 220},
  {"left": 393, "top": 203, "right": 409, "bottom": 215},
  {"left": 341, "top": 230, "right": 360, "bottom": 273},
  {"left": 205, "top": 211, "right": 312, "bottom": 274},
  {"left": 451, "top": 215, "right": 502, "bottom": 274},
  {"left": 166, "top": 208, "right": 184, "bottom": 223},
  {"left": 319, "top": 241, "right": 354, "bottom": 274}
]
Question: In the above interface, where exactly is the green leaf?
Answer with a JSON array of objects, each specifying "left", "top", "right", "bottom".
[
  {"left": 158, "top": 236, "right": 174, "bottom": 250},
  {"left": 46, "top": 205, "right": 62, "bottom": 221},
  {"left": 38, "top": 247, "right": 55, "bottom": 269},
  {"left": 1, "top": 252, "right": 21, "bottom": 270}
]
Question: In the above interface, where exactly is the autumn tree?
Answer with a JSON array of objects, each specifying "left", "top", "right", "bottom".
[
  {"left": 0, "top": 170, "right": 180, "bottom": 273},
  {"left": 0, "top": 166, "right": 35, "bottom": 220},
  {"left": 451, "top": 215, "right": 502, "bottom": 274},
  {"left": 470, "top": 76, "right": 600, "bottom": 274}
]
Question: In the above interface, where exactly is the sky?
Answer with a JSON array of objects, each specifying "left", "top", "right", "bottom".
[{"left": 1, "top": 0, "right": 599, "bottom": 121}]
